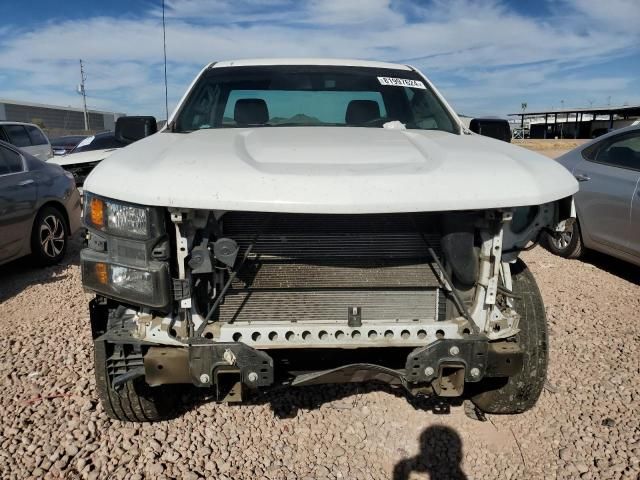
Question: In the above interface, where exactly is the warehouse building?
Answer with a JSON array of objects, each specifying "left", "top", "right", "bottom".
[
  {"left": 0, "top": 98, "right": 124, "bottom": 133},
  {"left": 508, "top": 104, "right": 640, "bottom": 139}
]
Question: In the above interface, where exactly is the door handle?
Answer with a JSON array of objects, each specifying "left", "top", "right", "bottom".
[
  {"left": 18, "top": 179, "right": 35, "bottom": 186},
  {"left": 574, "top": 174, "right": 590, "bottom": 182}
]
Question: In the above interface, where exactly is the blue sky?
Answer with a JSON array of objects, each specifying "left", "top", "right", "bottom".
[{"left": 1, "top": 0, "right": 638, "bottom": 119}]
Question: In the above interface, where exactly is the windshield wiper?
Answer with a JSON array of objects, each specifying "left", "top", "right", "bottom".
[{"left": 348, "top": 117, "right": 396, "bottom": 127}]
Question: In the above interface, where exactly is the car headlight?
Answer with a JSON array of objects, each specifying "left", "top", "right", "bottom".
[
  {"left": 83, "top": 192, "right": 161, "bottom": 239},
  {"left": 111, "top": 265, "right": 154, "bottom": 296},
  {"left": 81, "top": 251, "right": 170, "bottom": 308}
]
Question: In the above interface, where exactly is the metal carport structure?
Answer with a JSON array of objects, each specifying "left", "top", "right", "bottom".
[{"left": 509, "top": 105, "right": 640, "bottom": 139}]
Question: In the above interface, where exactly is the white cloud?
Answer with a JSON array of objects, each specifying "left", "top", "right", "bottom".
[
  {"left": 305, "top": 0, "right": 404, "bottom": 26},
  {"left": 0, "top": 0, "right": 637, "bottom": 118},
  {"left": 560, "top": 0, "right": 640, "bottom": 34}
]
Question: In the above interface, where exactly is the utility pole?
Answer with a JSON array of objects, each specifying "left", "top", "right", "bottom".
[
  {"left": 162, "top": 0, "right": 169, "bottom": 121},
  {"left": 78, "top": 59, "right": 89, "bottom": 131}
]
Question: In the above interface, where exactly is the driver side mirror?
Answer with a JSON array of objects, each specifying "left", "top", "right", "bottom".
[{"left": 115, "top": 116, "right": 157, "bottom": 144}]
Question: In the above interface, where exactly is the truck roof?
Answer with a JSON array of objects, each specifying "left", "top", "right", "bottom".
[{"left": 210, "top": 58, "right": 412, "bottom": 71}]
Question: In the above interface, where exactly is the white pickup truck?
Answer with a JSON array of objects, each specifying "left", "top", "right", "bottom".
[{"left": 80, "top": 58, "right": 577, "bottom": 422}]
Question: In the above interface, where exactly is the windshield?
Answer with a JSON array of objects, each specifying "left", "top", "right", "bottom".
[{"left": 174, "top": 65, "right": 459, "bottom": 134}]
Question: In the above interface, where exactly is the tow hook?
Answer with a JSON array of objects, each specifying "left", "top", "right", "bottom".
[
  {"left": 432, "top": 362, "right": 466, "bottom": 397},
  {"left": 214, "top": 368, "right": 243, "bottom": 402}
]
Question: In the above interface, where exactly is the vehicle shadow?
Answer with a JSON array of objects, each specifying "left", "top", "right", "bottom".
[
  {"left": 581, "top": 250, "right": 640, "bottom": 286},
  {"left": 182, "top": 382, "right": 463, "bottom": 419},
  {"left": 392, "top": 425, "right": 467, "bottom": 480},
  {"left": 0, "top": 235, "right": 81, "bottom": 304}
]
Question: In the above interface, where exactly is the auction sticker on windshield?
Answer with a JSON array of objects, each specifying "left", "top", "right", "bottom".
[{"left": 377, "top": 77, "right": 426, "bottom": 89}]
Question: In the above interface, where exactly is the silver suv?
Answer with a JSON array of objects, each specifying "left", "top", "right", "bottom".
[{"left": 0, "top": 122, "right": 53, "bottom": 161}]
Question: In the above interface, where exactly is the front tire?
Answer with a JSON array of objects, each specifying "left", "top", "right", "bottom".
[
  {"left": 471, "top": 259, "right": 548, "bottom": 414},
  {"left": 31, "top": 206, "right": 68, "bottom": 266},
  {"left": 94, "top": 341, "right": 178, "bottom": 422}
]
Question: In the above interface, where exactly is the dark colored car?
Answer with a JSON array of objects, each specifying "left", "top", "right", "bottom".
[
  {"left": 50, "top": 122, "right": 158, "bottom": 188},
  {"left": 71, "top": 131, "right": 126, "bottom": 153},
  {"left": 50, "top": 135, "right": 87, "bottom": 156},
  {"left": 0, "top": 140, "right": 82, "bottom": 266}
]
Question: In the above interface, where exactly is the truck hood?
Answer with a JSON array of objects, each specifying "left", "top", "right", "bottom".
[
  {"left": 49, "top": 148, "right": 118, "bottom": 167},
  {"left": 84, "top": 127, "right": 578, "bottom": 213}
]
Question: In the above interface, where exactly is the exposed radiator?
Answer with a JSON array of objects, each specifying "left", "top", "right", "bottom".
[
  {"left": 230, "top": 233, "right": 436, "bottom": 259},
  {"left": 233, "top": 260, "right": 440, "bottom": 289},
  {"left": 218, "top": 290, "right": 439, "bottom": 324},
  {"left": 218, "top": 212, "right": 443, "bottom": 325}
]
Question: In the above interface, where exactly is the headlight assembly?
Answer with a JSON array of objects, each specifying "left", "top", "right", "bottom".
[
  {"left": 110, "top": 265, "right": 154, "bottom": 296},
  {"left": 83, "top": 193, "right": 162, "bottom": 239},
  {"left": 106, "top": 202, "right": 148, "bottom": 237},
  {"left": 81, "top": 193, "right": 168, "bottom": 307},
  {"left": 81, "top": 250, "right": 170, "bottom": 308}
]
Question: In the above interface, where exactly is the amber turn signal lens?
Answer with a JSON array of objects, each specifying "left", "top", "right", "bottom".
[
  {"left": 89, "top": 197, "right": 105, "bottom": 228},
  {"left": 94, "top": 262, "right": 108, "bottom": 284}
]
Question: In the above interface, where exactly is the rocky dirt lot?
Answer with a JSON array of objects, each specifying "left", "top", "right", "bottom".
[{"left": 1, "top": 241, "right": 638, "bottom": 479}]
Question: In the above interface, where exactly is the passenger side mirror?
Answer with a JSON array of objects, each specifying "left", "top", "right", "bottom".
[
  {"left": 115, "top": 116, "right": 158, "bottom": 144},
  {"left": 469, "top": 118, "right": 511, "bottom": 143}
]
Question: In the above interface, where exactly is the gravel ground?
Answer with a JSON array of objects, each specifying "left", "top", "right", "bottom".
[
  {"left": 1, "top": 141, "right": 639, "bottom": 479},
  {"left": 1, "top": 241, "right": 638, "bottom": 479}
]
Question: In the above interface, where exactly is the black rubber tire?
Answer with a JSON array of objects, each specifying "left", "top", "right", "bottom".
[
  {"left": 30, "top": 206, "right": 68, "bottom": 266},
  {"left": 542, "top": 220, "right": 584, "bottom": 259},
  {"left": 94, "top": 341, "right": 179, "bottom": 422},
  {"left": 471, "top": 259, "right": 548, "bottom": 414}
]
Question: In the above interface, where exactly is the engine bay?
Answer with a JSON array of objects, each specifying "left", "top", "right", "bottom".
[{"left": 139, "top": 206, "right": 557, "bottom": 349}]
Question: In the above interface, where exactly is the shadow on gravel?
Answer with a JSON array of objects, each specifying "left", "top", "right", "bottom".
[
  {"left": 0, "top": 235, "right": 81, "bottom": 304},
  {"left": 182, "top": 382, "right": 464, "bottom": 419},
  {"left": 393, "top": 425, "right": 467, "bottom": 480},
  {"left": 580, "top": 250, "right": 640, "bottom": 286}
]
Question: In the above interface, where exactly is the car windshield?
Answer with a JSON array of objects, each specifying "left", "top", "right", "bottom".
[{"left": 174, "top": 65, "right": 459, "bottom": 134}]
